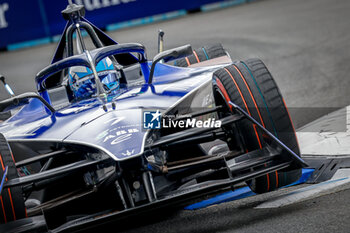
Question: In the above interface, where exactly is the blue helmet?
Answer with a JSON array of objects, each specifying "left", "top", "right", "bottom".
[{"left": 68, "top": 57, "right": 120, "bottom": 99}]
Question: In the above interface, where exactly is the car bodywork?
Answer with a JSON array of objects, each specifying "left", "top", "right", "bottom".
[{"left": 1, "top": 62, "right": 221, "bottom": 160}]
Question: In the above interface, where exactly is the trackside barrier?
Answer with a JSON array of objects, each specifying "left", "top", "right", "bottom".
[{"left": 0, "top": 0, "right": 257, "bottom": 50}]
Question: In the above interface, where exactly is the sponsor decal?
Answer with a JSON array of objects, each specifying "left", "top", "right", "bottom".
[
  {"left": 122, "top": 149, "right": 135, "bottom": 156},
  {"left": 74, "top": 0, "right": 136, "bottom": 11},
  {"left": 111, "top": 133, "right": 132, "bottom": 145},
  {"left": 104, "top": 116, "right": 125, "bottom": 126},
  {"left": 100, "top": 127, "right": 140, "bottom": 145},
  {"left": 0, "top": 3, "right": 9, "bottom": 29}
]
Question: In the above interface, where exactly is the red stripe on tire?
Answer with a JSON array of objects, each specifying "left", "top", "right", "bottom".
[
  {"left": 10, "top": 153, "right": 15, "bottom": 163},
  {"left": 253, "top": 124, "right": 262, "bottom": 149},
  {"left": 0, "top": 154, "right": 5, "bottom": 171},
  {"left": 185, "top": 57, "right": 191, "bottom": 66},
  {"left": 0, "top": 154, "right": 7, "bottom": 223},
  {"left": 232, "top": 65, "right": 266, "bottom": 128},
  {"left": 7, "top": 190, "right": 16, "bottom": 220},
  {"left": 216, "top": 78, "right": 232, "bottom": 111},
  {"left": 232, "top": 64, "right": 277, "bottom": 189},
  {"left": 223, "top": 68, "right": 251, "bottom": 115},
  {"left": 0, "top": 196, "right": 7, "bottom": 223},
  {"left": 193, "top": 50, "right": 200, "bottom": 63},
  {"left": 223, "top": 68, "right": 262, "bottom": 151}
]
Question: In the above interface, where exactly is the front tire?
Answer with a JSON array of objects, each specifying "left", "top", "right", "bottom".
[
  {"left": 213, "top": 59, "right": 301, "bottom": 194},
  {"left": 0, "top": 133, "right": 27, "bottom": 223},
  {"left": 173, "top": 44, "right": 227, "bottom": 67}
]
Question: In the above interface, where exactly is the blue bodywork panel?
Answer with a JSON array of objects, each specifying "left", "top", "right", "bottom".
[{"left": 0, "top": 63, "right": 227, "bottom": 161}]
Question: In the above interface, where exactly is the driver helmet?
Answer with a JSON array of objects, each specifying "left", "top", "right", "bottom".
[{"left": 68, "top": 57, "right": 120, "bottom": 99}]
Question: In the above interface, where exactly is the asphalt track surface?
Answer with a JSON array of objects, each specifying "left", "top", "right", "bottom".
[
  {"left": 115, "top": 186, "right": 350, "bottom": 233},
  {"left": 0, "top": 0, "right": 350, "bottom": 232}
]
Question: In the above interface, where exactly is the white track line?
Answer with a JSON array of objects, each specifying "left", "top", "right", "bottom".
[
  {"left": 255, "top": 174, "right": 350, "bottom": 209},
  {"left": 297, "top": 106, "right": 350, "bottom": 156}
]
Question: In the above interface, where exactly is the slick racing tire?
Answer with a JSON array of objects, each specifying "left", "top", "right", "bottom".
[
  {"left": 0, "top": 133, "right": 26, "bottom": 223},
  {"left": 173, "top": 44, "right": 227, "bottom": 67},
  {"left": 213, "top": 58, "right": 301, "bottom": 194}
]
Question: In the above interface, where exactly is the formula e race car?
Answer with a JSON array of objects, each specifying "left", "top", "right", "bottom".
[{"left": 0, "top": 2, "right": 307, "bottom": 233}]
